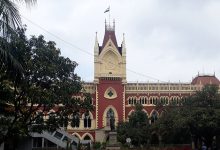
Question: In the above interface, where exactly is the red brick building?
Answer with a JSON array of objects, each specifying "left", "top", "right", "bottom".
[{"left": 67, "top": 21, "right": 220, "bottom": 143}]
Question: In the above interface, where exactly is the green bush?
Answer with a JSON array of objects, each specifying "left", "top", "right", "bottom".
[{"left": 93, "top": 142, "right": 101, "bottom": 149}]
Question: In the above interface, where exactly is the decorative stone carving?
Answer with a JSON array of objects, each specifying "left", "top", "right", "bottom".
[{"left": 104, "top": 87, "right": 117, "bottom": 99}]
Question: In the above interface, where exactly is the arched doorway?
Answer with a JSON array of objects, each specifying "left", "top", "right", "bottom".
[
  {"left": 102, "top": 106, "right": 118, "bottom": 127},
  {"left": 84, "top": 135, "right": 91, "bottom": 140}
]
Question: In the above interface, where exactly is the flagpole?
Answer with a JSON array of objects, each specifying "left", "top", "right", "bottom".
[
  {"left": 104, "top": 6, "right": 111, "bottom": 28},
  {"left": 109, "top": 6, "right": 110, "bottom": 28}
]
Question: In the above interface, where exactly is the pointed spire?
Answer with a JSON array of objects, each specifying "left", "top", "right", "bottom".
[
  {"left": 95, "top": 32, "right": 98, "bottom": 42},
  {"left": 122, "top": 33, "right": 125, "bottom": 46},
  {"left": 105, "top": 19, "right": 107, "bottom": 30},
  {"left": 113, "top": 19, "right": 115, "bottom": 30},
  {"left": 122, "top": 33, "right": 126, "bottom": 56},
  {"left": 94, "top": 32, "right": 99, "bottom": 55}
]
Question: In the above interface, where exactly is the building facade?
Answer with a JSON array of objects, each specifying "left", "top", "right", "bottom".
[{"left": 66, "top": 21, "right": 220, "bottom": 143}]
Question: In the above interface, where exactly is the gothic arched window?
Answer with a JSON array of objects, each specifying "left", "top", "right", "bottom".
[
  {"left": 128, "top": 98, "right": 132, "bottom": 104},
  {"left": 133, "top": 98, "right": 137, "bottom": 104},
  {"left": 150, "top": 98, "right": 153, "bottom": 104},
  {"left": 84, "top": 112, "right": 91, "bottom": 128},
  {"left": 165, "top": 98, "right": 169, "bottom": 105},
  {"left": 151, "top": 111, "right": 158, "bottom": 124},
  {"left": 131, "top": 98, "right": 134, "bottom": 104},
  {"left": 153, "top": 98, "right": 157, "bottom": 105},
  {"left": 71, "top": 112, "right": 80, "bottom": 128},
  {"left": 160, "top": 97, "right": 164, "bottom": 105}
]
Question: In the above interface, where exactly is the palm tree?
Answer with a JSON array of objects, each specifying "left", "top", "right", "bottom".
[
  {"left": 1, "top": 0, "right": 20, "bottom": 36},
  {"left": 0, "top": 0, "right": 36, "bottom": 75},
  {"left": 0, "top": 0, "right": 36, "bottom": 36}
]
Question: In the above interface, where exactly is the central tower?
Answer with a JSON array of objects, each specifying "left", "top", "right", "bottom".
[{"left": 94, "top": 20, "right": 126, "bottom": 131}]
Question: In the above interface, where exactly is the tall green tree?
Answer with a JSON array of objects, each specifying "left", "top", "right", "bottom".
[
  {"left": 185, "top": 85, "right": 220, "bottom": 148},
  {"left": 117, "top": 104, "right": 150, "bottom": 147},
  {"left": 151, "top": 107, "right": 191, "bottom": 145},
  {"left": 0, "top": 28, "right": 93, "bottom": 145},
  {"left": 152, "top": 85, "right": 220, "bottom": 148}
]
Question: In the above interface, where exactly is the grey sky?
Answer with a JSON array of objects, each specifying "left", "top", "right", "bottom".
[{"left": 19, "top": 0, "right": 220, "bottom": 82}]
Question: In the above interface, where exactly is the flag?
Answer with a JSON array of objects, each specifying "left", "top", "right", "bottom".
[{"left": 104, "top": 6, "right": 110, "bottom": 13}]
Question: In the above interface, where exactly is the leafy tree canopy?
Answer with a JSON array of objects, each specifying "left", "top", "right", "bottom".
[
  {"left": 0, "top": 28, "right": 93, "bottom": 144},
  {"left": 117, "top": 104, "right": 150, "bottom": 147},
  {"left": 152, "top": 85, "right": 220, "bottom": 148}
]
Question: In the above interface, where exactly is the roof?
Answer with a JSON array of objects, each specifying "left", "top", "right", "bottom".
[
  {"left": 102, "top": 30, "right": 118, "bottom": 48},
  {"left": 191, "top": 75, "right": 220, "bottom": 85},
  {"left": 99, "top": 25, "right": 122, "bottom": 55}
]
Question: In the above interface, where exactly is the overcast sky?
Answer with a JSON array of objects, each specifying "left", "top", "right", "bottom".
[{"left": 18, "top": 0, "right": 220, "bottom": 83}]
